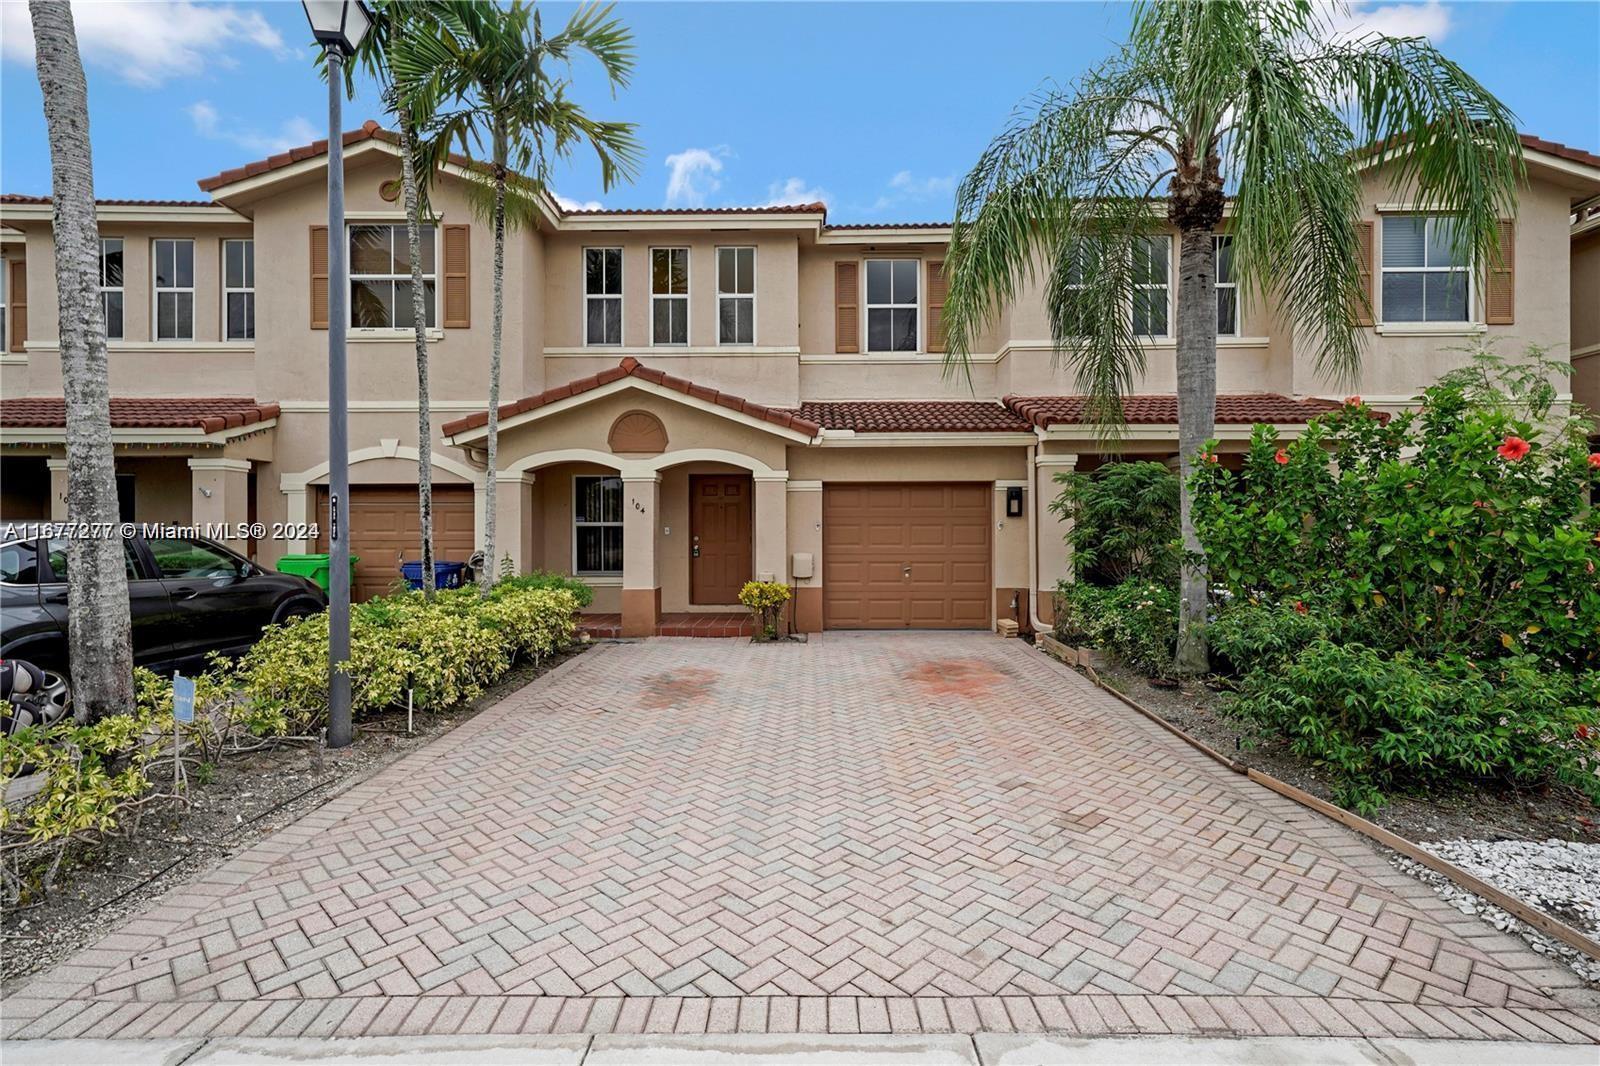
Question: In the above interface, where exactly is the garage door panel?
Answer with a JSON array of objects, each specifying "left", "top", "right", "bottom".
[
  {"left": 823, "top": 482, "right": 991, "bottom": 630},
  {"left": 318, "top": 485, "right": 475, "bottom": 602}
]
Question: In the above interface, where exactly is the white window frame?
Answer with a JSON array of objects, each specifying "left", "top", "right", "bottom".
[
  {"left": 649, "top": 246, "right": 690, "bottom": 347},
  {"left": 151, "top": 238, "right": 195, "bottom": 341},
  {"left": 222, "top": 238, "right": 255, "bottom": 342},
  {"left": 1379, "top": 213, "right": 1473, "bottom": 325},
  {"left": 583, "top": 246, "right": 623, "bottom": 347},
  {"left": 1132, "top": 235, "right": 1172, "bottom": 339},
  {"left": 571, "top": 474, "right": 623, "bottom": 576},
  {"left": 0, "top": 255, "right": 7, "bottom": 349},
  {"left": 347, "top": 223, "right": 438, "bottom": 332},
  {"left": 1214, "top": 234, "right": 1238, "bottom": 338},
  {"left": 716, "top": 245, "right": 757, "bottom": 346},
  {"left": 864, "top": 258, "right": 921, "bottom": 354},
  {"left": 99, "top": 237, "right": 124, "bottom": 340}
]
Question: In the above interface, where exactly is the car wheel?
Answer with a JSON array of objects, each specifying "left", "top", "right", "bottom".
[
  {"left": 273, "top": 601, "right": 317, "bottom": 625},
  {"left": 33, "top": 669, "right": 72, "bottom": 727}
]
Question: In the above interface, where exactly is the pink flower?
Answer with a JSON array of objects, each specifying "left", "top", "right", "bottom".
[
  {"left": 1497, "top": 436, "right": 1530, "bottom": 461},
  {"left": 1274, "top": 448, "right": 1289, "bottom": 465},
  {"left": 1344, "top": 395, "right": 1362, "bottom": 407}
]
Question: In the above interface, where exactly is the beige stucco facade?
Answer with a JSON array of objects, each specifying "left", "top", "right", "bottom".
[{"left": 4, "top": 126, "right": 1598, "bottom": 635}]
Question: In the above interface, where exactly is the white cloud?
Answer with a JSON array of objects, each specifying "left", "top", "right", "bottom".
[
  {"left": 664, "top": 147, "right": 725, "bottom": 208},
  {"left": 763, "top": 176, "right": 830, "bottom": 207},
  {"left": 553, "top": 192, "right": 603, "bottom": 212},
  {"left": 187, "top": 101, "right": 317, "bottom": 155},
  {"left": 1327, "top": 1, "right": 1452, "bottom": 41},
  {"left": 871, "top": 170, "right": 957, "bottom": 212},
  {"left": 1, "top": 1, "right": 288, "bottom": 88}
]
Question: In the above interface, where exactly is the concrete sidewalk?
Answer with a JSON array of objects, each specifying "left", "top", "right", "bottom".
[{"left": 4, "top": 1034, "right": 1598, "bottom": 1065}]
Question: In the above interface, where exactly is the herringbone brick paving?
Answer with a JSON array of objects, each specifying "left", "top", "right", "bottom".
[{"left": 5, "top": 635, "right": 1598, "bottom": 1043}]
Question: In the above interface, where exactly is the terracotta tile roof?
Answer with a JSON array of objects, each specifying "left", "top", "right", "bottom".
[
  {"left": 0, "top": 397, "right": 280, "bottom": 434},
  {"left": 822, "top": 221, "right": 951, "bottom": 231},
  {"left": 1518, "top": 134, "right": 1600, "bottom": 170},
  {"left": 565, "top": 204, "right": 827, "bottom": 217},
  {"left": 197, "top": 120, "right": 416, "bottom": 192},
  {"left": 791, "top": 401, "right": 1032, "bottom": 433},
  {"left": 1003, "top": 393, "right": 1343, "bottom": 428},
  {"left": 441, "top": 358, "right": 821, "bottom": 438},
  {"left": 1, "top": 193, "right": 217, "bottom": 208}
]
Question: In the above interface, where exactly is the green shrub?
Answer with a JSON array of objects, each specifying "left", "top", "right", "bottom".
[
  {"left": 738, "top": 580, "right": 791, "bottom": 640},
  {"left": 494, "top": 570, "right": 594, "bottom": 608},
  {"left": 1049, "top": 461, "right": 1180, "bottom": 585},
  {"left": 1228, "top": 641, "right": 1600, "bottom": 813},
  {"left": 1204, "top": 601, "right": 1331, "bottom": 676},
  {"left": 1055, "top": 579, "right": 1178, "bottom": 678}
]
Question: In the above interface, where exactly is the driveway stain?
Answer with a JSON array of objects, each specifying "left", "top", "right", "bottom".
[
  {"left": 638, "top": 666, "right": 720, "bottom": 709},
  {"left": 903, "top": 658, "right": 1008, "bottom": 698}
]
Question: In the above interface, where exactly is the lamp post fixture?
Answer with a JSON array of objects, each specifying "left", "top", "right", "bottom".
[{"left": 302, "top": 0, "right": 371, "bottom": 749}]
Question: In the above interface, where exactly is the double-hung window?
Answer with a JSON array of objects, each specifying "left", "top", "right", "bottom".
[
  {"left": 1381, "top": 214, "right": 1469, "bottom": 322},
  {"left": 650, "top": 247, "right": 689, "bottom": 345},
  {"left": 584, "top": 248, "right": 622, "bottom": 345},
  {"left": 716, "top": 246, "right": 755, "bottom": 345},
  {"left": 573, "top": 475, "right": 623, "bottom": 575},
  {"left": 1214, "top": 235, "right": 1238, "bottom": 336},
  {"left": 349, "top": 224, "right": 436, "bottom": 329},
  {"left": 99, "top": 238, "right": 124, "bottom": 339},
  {"left": 0, "top": 256, "right": 7, "bottom": 347},
  {"left": 223, "top": 239, "right": 255, "bottom": 341},
  {"left": 866, "top": 259, "right": 918, "bottom": 352},
  {"left": 153, "top": 239, "right": 194, "bottom": 340},
  {"left": 1132, "top": 236, "right": 1169, "bottom": 337}
]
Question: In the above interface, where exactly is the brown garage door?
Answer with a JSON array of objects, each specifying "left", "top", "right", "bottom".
[
  {"left": 316, "top": 485, "right": 475, "bottom": 601},
  {"left": 823, "top": 483, "right": 991, "bottom": 629}
]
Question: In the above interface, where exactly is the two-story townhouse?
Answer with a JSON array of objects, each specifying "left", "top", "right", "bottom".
[{"left": 4, "top": 122, "right": 1598, "bottom": 635}]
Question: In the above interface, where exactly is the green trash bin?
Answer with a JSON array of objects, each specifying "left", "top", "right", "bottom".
[{"left": 275, "top": 553, "right": 359, "bottom": 593}]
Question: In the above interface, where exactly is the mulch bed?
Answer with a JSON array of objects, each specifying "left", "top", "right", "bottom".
[{"left": 0, "top": 645, "right": 587, "bottom": 992}]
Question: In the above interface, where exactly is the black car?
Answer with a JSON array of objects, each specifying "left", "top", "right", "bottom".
[{"left": 1, "top": 526, "right": 327, "bottom": 693}]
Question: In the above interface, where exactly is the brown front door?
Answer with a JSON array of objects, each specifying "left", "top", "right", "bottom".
[
  {"left": 690, "top": 474, "right": 752, "bottom": 604},
  {"left": 316, "top": 485, "right": 475, "bottom": 601},
  {"left": 822, "top": 483, "right": 992, "bottom": 629}
]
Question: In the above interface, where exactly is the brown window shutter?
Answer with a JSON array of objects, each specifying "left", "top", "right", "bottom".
[
  {"left": 309, "top": 225, "right": 329, "bottom": 330},
  {"left": 442, "top": 224, "right": 470, "bottom": 328},
  {"left": 926, "top": 259, "right": 948, "bottom": 353},
  {"left": 8, "top": 260, "right": 26, "bottom": 352},
  {"left": 834, "top": 260, "right": 859, "bottom": 353},
  {"left": 1485, "top": 219, "right": 1514, "bottom": 325},
  {"left": 1354, "top": 221, "right": 1375, "bottom": 327}
]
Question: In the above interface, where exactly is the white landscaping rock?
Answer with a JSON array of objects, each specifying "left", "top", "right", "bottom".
[{"left": 1388, "top": 837, "right": 1600, "bottom": 985}]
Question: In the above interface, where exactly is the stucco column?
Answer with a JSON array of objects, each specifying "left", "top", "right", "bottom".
[
  {"left": 1035, "top": 453, "right": 1078, "bottom": 624},
  {"left": 753, "top": 472, "right": 788, "bottom": 585},
  {"left": 620, "top": 474, "right": 660, "bottom": 637},
  {"left": 785, "top": 481, "right": 823, "bottom": 632},
  {"left": 493, "top": 471, "right": 537, "bottom": 577},
  {"left": 188, "top": 458, "right": 251, "bottom": 553},
  {"left": 46, "top": 457, "right": 69, "bottom": 521}
]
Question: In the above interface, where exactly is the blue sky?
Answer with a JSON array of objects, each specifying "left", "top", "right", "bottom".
[{"left": 2, "top": 1, "right": 1597, "bottom": 224}]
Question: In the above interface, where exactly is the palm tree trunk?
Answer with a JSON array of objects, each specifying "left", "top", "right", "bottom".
[
  {"left": 1172, "top": 224, "right": 1217, "bottom": 674},
  {"left": 397, "top": 111, "right": 434, "bottom": 599},
  {"left": 29, "top": 1, "right": 133, "bottom": 721},
  {"left": 479, "top": 125, "right": 506, "bottom": 596}
]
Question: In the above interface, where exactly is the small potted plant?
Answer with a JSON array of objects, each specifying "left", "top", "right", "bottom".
[{"left": 738, "top": 580, "right": 791, "bottom": 642}]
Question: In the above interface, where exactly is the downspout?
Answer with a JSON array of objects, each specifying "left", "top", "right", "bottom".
[{"left": 1027, "top": 441, "right": 1051, "bottom": 635}]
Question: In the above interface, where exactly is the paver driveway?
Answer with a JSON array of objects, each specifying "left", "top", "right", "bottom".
[{"left": 6, "top": 634, "right": 1598, "bottom": 1044}]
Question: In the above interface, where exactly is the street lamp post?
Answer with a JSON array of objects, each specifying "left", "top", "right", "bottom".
[{"left": 302, "top": 1, "right": 371, "bottom": 749}]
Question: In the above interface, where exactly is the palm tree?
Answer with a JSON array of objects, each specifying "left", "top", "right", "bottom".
[
  {"left": 28, "top": 1, "right": 134, "bottom": 721},
  {"left": 941, "top": 0, "right": 1522, "bottom": 673},
  {"left": 394, "top": 0, "right": 641, "bottom": 594},
  {"left": 348, "top": 2, "right": 450, "bottom": 598}
]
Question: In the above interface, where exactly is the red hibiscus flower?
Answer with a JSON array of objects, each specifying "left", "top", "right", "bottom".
[
  {"left": 1293, "top": 600, "right": 1308, "bottom": 615},
  {"left": 1497, "top": 436, "right": 1530, "bottom": 461},
  {"left": 1344, "top": 395, "right": 1361, "bottom": 407},
  {"left": 1274, "top": 448, "right": 1290, "bottom": 465},
  {"left": 1204, "top": 452, "right": 1220, "bottom": 464},
  {"left": 1588, "top": 453, "right": 1600, "bottom": 470}
]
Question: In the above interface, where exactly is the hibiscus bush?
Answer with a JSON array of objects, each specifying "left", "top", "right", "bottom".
[{"left": 1191, "top": 344, "right": 1600, "bottom": 808}]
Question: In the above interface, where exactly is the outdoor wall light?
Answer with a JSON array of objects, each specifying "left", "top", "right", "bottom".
[{"left": 1006, "top": 486, "right": 1024, "bottom": 518}]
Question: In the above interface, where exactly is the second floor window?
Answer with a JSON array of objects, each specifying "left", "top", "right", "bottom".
[
  {"left": 585, "top": 247, "right": 622, "bottom": 345},
  {"left": 1132, "top": 236, "right": 1169, "bottom": 337},
  {"left": 866, "top": 259, "right": 918, "bottom": 352},
  {"left": 99, "top": 238, "right": 124, "bottom": 340},
  {"left": 651, "top": 248, "right": 688, "bottom": 345},
  {"left": 351, "top": 224, "right": 436, "bottom": 329},
  {"left": 1382, "top": 214, "right": 1468, "bottom": 323},
  {"left": 574, "top": 475, "right": 623, "bottom": 574},
  {"left": 0, "top": 256, "right": 7, "bottom": 348},
  {"left": 223, "top": 239, "right": 254, "bottom": 341},
  {"left": 1215, "top": 235, "right": 1237, "bottom": 336},
  {"left": 153, "top": 239, "right": 194, "bottom": 341},
  {"left": 717, "top": 247, "right": 755, "bottom": 345}
]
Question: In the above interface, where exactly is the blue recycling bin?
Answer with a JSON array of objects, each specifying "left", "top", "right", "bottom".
[{"left": 401, "top": 560, "right": 467, "bottom": 590}]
